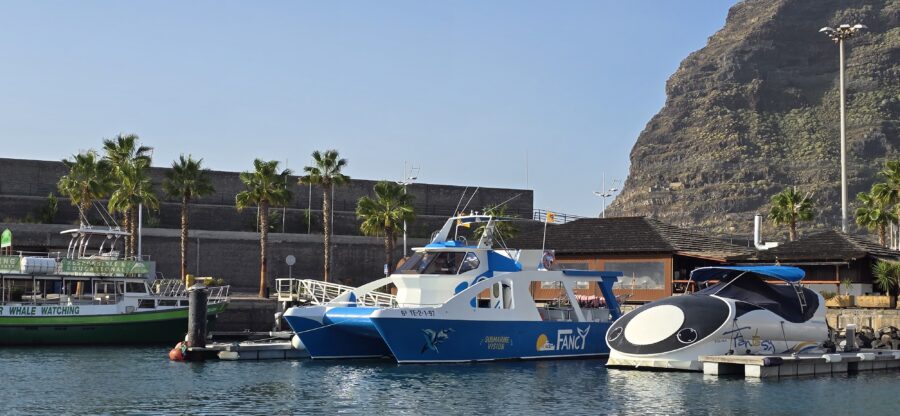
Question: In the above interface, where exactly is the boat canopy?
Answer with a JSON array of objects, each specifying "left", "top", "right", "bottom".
[{"left": 690, "top": 266, "right": 805, "bottom": 283}]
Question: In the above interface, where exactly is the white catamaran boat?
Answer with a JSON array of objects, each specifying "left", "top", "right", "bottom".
[
  {"left": 0, "top": 226, "right": 229, "bottom": 345},
  {"left": 606, "top": 266, "right": 828, "bottom": 371},
  {"left": 283, "top": 214, "right": 624, "bottom": 363}
]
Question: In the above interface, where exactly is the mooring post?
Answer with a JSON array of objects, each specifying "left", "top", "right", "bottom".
[{"left": 186, "top": 283, "right": 209, "bottom": 348}]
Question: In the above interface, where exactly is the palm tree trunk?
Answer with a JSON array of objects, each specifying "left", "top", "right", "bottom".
[
  {"left": 180, "top": 196, "right": 189, "bottom": 283},
  {"left": 384, "top": 232, "right": 392, "bottom": 276},
  {"left": 387, "top": 231, "right": 396, "bottom": 274},
  {"left": 323, "top": 187, "right": 331, "bottom": 282},
  {"left": 259, "top": 201, "right": 269, "bottom": 298},
  {"left": 122, "top": 208, "right": 131, "bottom": 258},
  {"left": 131, "top": 208, "right": 139, "bottom": 259},
  {"left": 789, "top": 220, "right": 797, "bottom": 241},
  {"left": 879, "top": 223, "right": 887, "bottom": 247}
]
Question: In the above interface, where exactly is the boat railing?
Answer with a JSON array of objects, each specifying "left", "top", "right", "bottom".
[
  {"left": 275, "top": 278, "right": 395, "bottom": 307},
  {"left": 152, "top": 279, "right": 229, "bottom": 304}
]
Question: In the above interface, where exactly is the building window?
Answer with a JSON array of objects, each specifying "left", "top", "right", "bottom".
[
  {"left": 605, "top": 261, "right": 665, "bottom": 290},
  {"left": 544, "top": 262, "right": 589, "bottom": 289}
]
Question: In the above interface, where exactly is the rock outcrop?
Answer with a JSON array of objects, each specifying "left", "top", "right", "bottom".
[{"left": 608, "top": 0, "right": 900, "bottom": 239}]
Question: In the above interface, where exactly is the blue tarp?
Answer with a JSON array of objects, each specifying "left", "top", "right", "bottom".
[{"left": 689, "top": 265, "right": 805, "bottom": 283}]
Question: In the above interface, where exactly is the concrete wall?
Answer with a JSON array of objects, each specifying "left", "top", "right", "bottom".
[
  {"left": 0, "top": 223, "right": 429, "bottom": 292},
  {"left": 215, "top": 298, "right": 279, "bottom": 332},
  {"left": 0, "top": 158, "right": 533, "bottom": 238}
]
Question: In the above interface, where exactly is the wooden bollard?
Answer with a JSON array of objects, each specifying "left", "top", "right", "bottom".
[{"left": 186, "top": 283, "right": 209, "bottom": 349}]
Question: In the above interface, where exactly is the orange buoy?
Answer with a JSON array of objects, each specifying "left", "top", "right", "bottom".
[{"left": 169, "top": 342, "right": 186, "bottom": 361}]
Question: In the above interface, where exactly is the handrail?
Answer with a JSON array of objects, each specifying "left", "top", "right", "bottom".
[{"left": 275, "top": 278, "right": 395, "bottom": 307}]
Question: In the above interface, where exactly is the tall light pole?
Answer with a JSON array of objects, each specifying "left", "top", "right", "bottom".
[
  {"left": 820, "top": 23, "right": 866, "bottom": 232},
  {"left": 593, "top": 174, "right": 619, "bottom": 218},
  {"left": 397, "top": 162, "right": 419, "bottom": 257}
]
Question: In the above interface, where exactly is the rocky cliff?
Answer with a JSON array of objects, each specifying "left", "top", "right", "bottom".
[{"left": 607, "top": 0, "right": 900, "bottom": 239}]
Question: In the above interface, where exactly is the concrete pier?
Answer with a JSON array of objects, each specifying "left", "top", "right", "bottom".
[{"left": 700, "top": 350, "right": 900, "bottom": 379}]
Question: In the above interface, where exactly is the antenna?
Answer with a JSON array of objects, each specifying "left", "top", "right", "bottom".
[
  {"left": 460, "top": 187, "right": 480, "bottom": 213},
  {"left": 453, "top": 186, "right": 469, "bottom": 215}
]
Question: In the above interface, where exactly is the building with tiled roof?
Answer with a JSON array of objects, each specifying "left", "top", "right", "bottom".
[
  {"left": 729, "top": 230, "right": 900, "bottom": 294},
  {"left": 509, "top": 217, "right": 753, "bottom": 302}
]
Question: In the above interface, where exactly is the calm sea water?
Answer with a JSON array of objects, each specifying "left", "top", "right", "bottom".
[{"left": 2, "top": 346, "right": 898, "bottom": 415}]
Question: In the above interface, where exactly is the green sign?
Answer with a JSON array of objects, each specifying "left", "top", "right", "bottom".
[
  {"left": 0, "top": 229, "right": 11, "bottom": 248},
  {"left": 0, "top": 256, "right": 20, "bottom": 273},
  {"left": 60, "top": 259, "right": 151, "bottom": 275}
]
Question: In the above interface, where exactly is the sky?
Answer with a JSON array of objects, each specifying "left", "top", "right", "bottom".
[{"left": 0, "top": 1, "right": 736, "bottom": 216}]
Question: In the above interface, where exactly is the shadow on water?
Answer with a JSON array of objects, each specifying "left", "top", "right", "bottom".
[{"left": 3, "top": 348, "right": 900, "bottom": 415}]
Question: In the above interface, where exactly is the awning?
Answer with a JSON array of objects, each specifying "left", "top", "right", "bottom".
[{"left": 690, "top": 265, "right": 805, "bottom": 283}]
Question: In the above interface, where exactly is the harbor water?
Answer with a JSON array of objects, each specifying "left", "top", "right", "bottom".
[{"left": 2, "top": 347, "right": 898, "bottom": 415}]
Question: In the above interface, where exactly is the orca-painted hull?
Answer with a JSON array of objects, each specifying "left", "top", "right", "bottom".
[{"left": 606, "top": 294, "right": 828, "bottom": 371}]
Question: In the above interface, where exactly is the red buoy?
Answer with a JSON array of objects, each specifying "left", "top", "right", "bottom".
[{"left": 169, "top": 342, "right": 186, "bottom": 361}]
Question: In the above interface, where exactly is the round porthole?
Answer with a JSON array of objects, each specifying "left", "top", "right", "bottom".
[
  {"left": 677, "top": 328, "right": 698, "bottom": 344},
  {"left": 607, "top": 326, "right": 623, "bottom": 342}
]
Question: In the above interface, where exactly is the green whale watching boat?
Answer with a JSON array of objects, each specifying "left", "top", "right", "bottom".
[{"left": 0, "top": 226, "right": 229, "bottom": 345}]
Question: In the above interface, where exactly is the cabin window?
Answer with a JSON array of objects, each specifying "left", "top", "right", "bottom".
[
  {"left": 423, "top": 252, "right": 467, "bottom": 275},
  {"left": 138, "top": 299, "right": 155, "bottom": 309},
  {"left": 397, "top": 252, "right": 473, "bottom": 275},
  {"left": 396, "top": 252, "right": 436, "bottom": 274},
  {"left": 605, "top": 261, "right": 665, "bottom": 290},
  {"left": 126, "top": 282, "right": 147, "bottom": 294},
  {"left": 458, "top": 253, "right": 480, "bottom": 274}
]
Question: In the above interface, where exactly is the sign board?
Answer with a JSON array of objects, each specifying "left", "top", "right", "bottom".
[
  {"left": 285, "top": 255, "right": 296, "bottom": 266},
  {"left": 0, "top": 256, "right": 20, "bottom": 273},
  {"left": 0, "top": 229, "right": 11, "bottom": 248},
  {"left": 60, "top": 259, "right": 151, "bottom": 276}
]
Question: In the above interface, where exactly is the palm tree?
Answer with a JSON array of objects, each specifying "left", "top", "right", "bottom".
[
  {"left": 873, "top": 260, "right": 900, "bottom": 296},
  {"left": 356, "top": 181, "right": 416, "bottom": 274},
  {"left": 856, "top": 186, "right": 896, "bottom": 246},
  {"left": 103, "top": 134, "right": 154, "bottom": 257},
  {"left": 236, "top": 159, "right": 293, "bottom": 298},
  {"left": 768, "top": 187, "right": 815, "bottom": 241},
  {"left": 874, "top": 160, "right": 900, "bottom": 236},
  {"left": 108, "top": 159, "right": 159, "bottom": 258},
  {"left": 57, "top": 150, "right": 113, "bottom": 226},
  {"left": 474, "top": 204, "right": 520, "bottom": 241},
  {"left": 163, "top": 155, "right": 215, "bottom": 283},
  {"left": 300, "top": 150, "right": 350, "bottom": 282}
]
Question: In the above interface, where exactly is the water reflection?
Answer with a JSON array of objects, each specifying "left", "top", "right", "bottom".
[{"left": 3, "top": 348, "right": 900, "bottom": 415}]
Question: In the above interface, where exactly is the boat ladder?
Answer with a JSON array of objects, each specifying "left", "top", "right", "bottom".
[
  {"left": 275, "top": 278, "right": 395, "bottom": 307},
  {"left": 791, "top": 283, "right": 808, "bottom": 312}
]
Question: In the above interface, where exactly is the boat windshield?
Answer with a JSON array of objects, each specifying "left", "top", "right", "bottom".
[{"left": 396, "top": 252, "right": 479, "bottom": 275}]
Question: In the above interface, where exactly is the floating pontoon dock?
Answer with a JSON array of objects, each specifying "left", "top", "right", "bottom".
[
  {"left": 185, "top": 331, "right": 309, "bottom": 361},
  {"left": 700, "top": 350, "right": 900, "bottom": 379}
]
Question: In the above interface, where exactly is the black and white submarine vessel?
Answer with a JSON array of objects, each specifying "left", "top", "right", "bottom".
[{"left": 606, "top": 266, "right": 828, "bottom": 371}]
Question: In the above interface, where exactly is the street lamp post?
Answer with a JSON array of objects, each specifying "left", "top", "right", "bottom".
[
  {"left": 820, "top": 23, "right": 866, "bottom": 233},
  {"left": 397, "top": 163, "right": 419, "bottom": 257},
  {"left": 593, "top": 174, "right": 619, "bottom": 218}
]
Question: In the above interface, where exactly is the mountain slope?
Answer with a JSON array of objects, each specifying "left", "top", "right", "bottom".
[{"left": 608, "top": 0, "right": 900, "bottom": 238}]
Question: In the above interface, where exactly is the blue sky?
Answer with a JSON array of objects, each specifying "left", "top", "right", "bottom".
[{"left": 0, "top": 1, "right": 735, "bottom": 216}]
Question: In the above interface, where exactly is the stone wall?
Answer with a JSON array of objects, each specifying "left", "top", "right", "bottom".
[
  {"left": 0, "top": 158, "right": 533, "bottom": 237},
  {"left": 828, "top": 308, "right": 900, "bottom": 330}
]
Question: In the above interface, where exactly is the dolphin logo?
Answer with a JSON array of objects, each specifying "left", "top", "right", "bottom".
[{"left": 421, "top": 328, "right": 454, "bottom": 353}]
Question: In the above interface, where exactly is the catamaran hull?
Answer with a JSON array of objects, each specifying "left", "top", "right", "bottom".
[
  {"left": 371, "top": 317, "right": 613, "bottom": 363},
  {"left": 282, "top": 306, "right": 392, "bottom": 359},
  {"left": 0, "top": 303, "right": 227, "bottom": 345}
]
